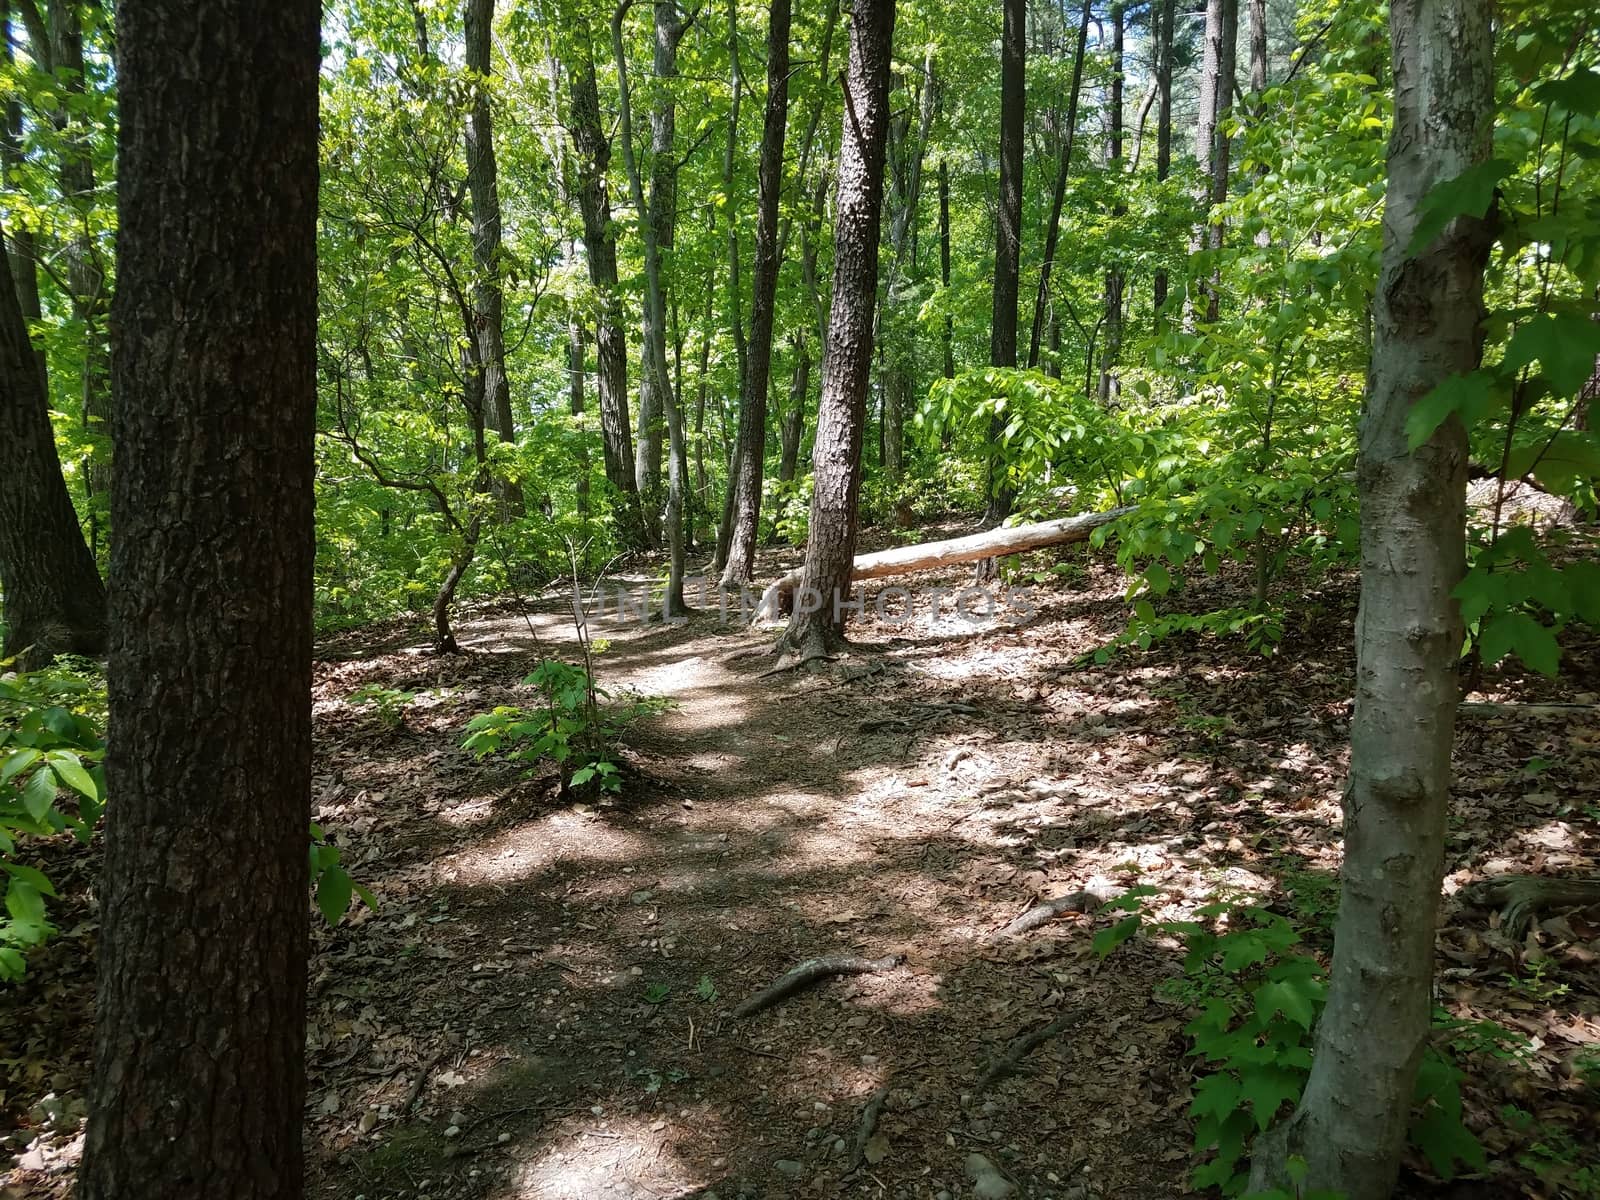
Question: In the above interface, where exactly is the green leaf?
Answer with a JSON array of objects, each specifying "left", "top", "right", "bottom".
[
  {"left": 1253, "top": 976, "right": 1319, "bottom": 1031},
  {"left": 1238, "top": 1065, "right": 1304, "bottom": 1131},
  {"left": 1478, "top": 611, "right": 1560, "bottom": 675},
  {"left": 1407, "top": 159, "right": 1511, "bottom": 254},
  {"left": 1406, "top": 373, "right": 1495, "bottom": 449},
  {"left": 1502, "top": 314, "right": 1600, "bottom": 398},
  {"left": 46, "top": 752, "right": 98, "bottom": 802},
  {"left": 1093, "top": 914, "right": 1142, "bottom": 958},
  {"left": 0, "top": 747, "right": 40, "bottom": 786},
  {"left": 20, "top": 766, "right": 57, "bottom": 822},
  {"left": 1410, "top": 1104, "right": 1486, "bottom": 1180},
  {"left": 316, "top": 865, "right": 355, "bottom": 926},
  {"left": 5, "top": 879, "right": 46, "bottom": 926},
  {"left": 1189, "top": 1072, "right": 1242, "bottom": 1122}
]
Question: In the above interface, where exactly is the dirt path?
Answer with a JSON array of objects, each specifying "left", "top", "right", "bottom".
[{"left": 4, "top": 540, "right": 1597, "bottom": 1200}]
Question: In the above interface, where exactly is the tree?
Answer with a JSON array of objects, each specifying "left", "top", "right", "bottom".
[
  {"left": 985, "top": 0, "right": 1024, "bottom": 520},
  {"left": 1195, "top": 0, "right": 1239, "bottom": 323},
  {"left": 464, "top": 0, "right": 521, "bottom": 513},
  {"left": 1150, "top": 0, "right": 1175, "bottom": 314},
  {"left": 563, "top": 11, "right": 646, "bottom": 545},
  {"left": 1248, "top": 0, "right": 1495, "bottom": 1194},
  {"left": 775, "top": 0, "right": 894, "bottom": 663},
  {"left": 0, "top": 212, "right": 106, "bottom": 668},
  {"left": 720, "top": 0, "right": 792, "bottom": 588},
  {"left": 76, "top": 0, "right": 320, "bottom": 1195}
]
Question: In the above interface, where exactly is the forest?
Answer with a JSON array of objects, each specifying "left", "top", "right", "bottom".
[{"left": 1, "top": 0, "right": 1599, "bottom": 1197}]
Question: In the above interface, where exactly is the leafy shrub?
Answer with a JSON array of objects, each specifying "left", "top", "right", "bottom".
[
  {"left": 462, "top": 658, "right": 668, "bottom": 793},
  {"left": 350, "top": 683, "right": 417, "bottom": 730},
  {"left": 1098, "top": 894, "right": 1484, "bottom": 1194}
]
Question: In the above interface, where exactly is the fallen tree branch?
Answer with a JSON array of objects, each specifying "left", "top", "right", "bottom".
[
  {"left": 753, "top": 507, "right": 1136, "bottom": 621},
  {"left": 985, "top": 890, "right": 1105, "bottom": 943},
  {"left": 732, "top": 954, "right": 904, "bottom": 1018},
  {"left": 1458, "top": 702, "right": 1600, "bottom": 720},
  {"left": 842, "top": 1082, "right": 892, "bottom": 1177},
  {"left": 976, "top": 1013, "right": 1072, "bottom": 1092}
]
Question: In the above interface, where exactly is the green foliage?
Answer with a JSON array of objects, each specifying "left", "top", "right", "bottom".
[
  {"left": 0, "top": 661, "right": 106, "bottom": 981},
  {"left": 308, "top": 823, "right": 378, "bottom": 926},
  {"left": 1100, "top": 896, "right": 1484, "bottom": 1194},
  {"left": 462, "top": 659, "right": 668, "bottom": 794},
  {"left": 350, "top": 684, "right": 417, "bottom": 730}
]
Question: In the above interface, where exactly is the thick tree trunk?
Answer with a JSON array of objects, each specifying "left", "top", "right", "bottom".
[
  {"left": 1026, "top": 0, "right": 1092, "bottom": 371},
  {"left": 77, "top": 1, "right": 320, "bottom": 1196},
  {"left": 1248, "top": 2, "right": 1494, "bottom": 1195},
  {"left": 566, "top": 27, "right": 645, "bottom": 546},
  {"left": 775, "top": 0, "right": 895, "bottom": 661},
  {"left": 614, "top": 0, "right": 688, "bottom": 613},
  {"left": 464, "top": 0, "right": 521, "bottom": 515},
  {"left": 758, "top": 507, "right": 1133, "bottom": 619},
  {"left": 721, "top": 0, "right": 792, "bottom": 588},
  {"left": 1151, "top": 0, "right": 1175, "bottom": 314},
  {"left": 711, "top": 3, "right": 746, "bottom": 576},
  {"left": 0, "top": 218, "right": 106, "bottom": 668},
  {"left": 984, "top": 0, "right": 1025, "bottom": 526},
  {"left": 1, "top": 0, "right": 45, "bottom": 399}
]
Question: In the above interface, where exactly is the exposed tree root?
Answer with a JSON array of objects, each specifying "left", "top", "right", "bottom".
[
  {"left": 984, "top": 890, "right": 1105, "bottom": 942},
  {"left": 732, "top": 954, "right": 904, "bottom": 1018},
  {"left": 1461, "top": 874, "right": 1600, "bottom": 941},
  {"left": 841, "top": 1081, "right": 892, "bottom": 1177},
  {"left": 976, "top": 1013, "right": 1072, "bottom": 1092}
]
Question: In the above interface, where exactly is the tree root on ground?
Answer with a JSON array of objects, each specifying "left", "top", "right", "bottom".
[
  {"left": 976, "top": 1013, "right": 1072, "bottom": 1092},
  {"left": 1460, "top": 874, "right": 1600, "bottom": 941},
  {"left": 984, "top": 890, "right": 1105, "bottom": 942},
  {"left": 731, "top": 954, "right": 904, "bottom": 1018},
  {"left": 841, "top": 1081, "right": 892, "bottom": 1177}
]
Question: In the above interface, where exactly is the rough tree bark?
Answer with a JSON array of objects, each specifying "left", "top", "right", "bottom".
[
  {"left": 76, "top": 0, "right": 320, "bottom": 1196},
  {"left": 0, "top": 216, "right": 106, "bottom": 668},
  {"left": 1151, "top": 0, "right": 1175, "bottom": 314},
  {"left": 721, "top": 0, "right": 793, "bottom": 588},
  {"left": 614, "top": 0, "right": 689, "bottom": 613},
  {"left": 464, "top": 0, "right": 521, "bottom": 514},
  {"left": 712, "top": 0, "right": 747, "bottom": 575},
  {"left": 1195, "top": 0, "right": 1238, "bottom": 323},
  {"left": 938, "top": 156, "right": 954, "bottom": 382},
  {"left": 987, "top": 0, "right": 1024, "bottom": 524},
  {"left": 774, "top": 0, "right": 895, "bottom": 662},
  {"left": 565, "top": 21, "right": 645, "bottom": 546},
  {"left": 1026, "top": 0, "right": 1092, "bottom": 370},
  {"left": 1248, "top": 1, "right": 1495, "bottom": 1194},
  {"left": 1097, "top": 2, "right": 1125, "bottom": 405}
]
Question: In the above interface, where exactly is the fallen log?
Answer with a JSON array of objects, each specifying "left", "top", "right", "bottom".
[
  {"left": 753, "top": 507, "right": 1137, "bottom": 622},
  {"left": 731, "top": 953, "right": 904, "bottom": 1018}
]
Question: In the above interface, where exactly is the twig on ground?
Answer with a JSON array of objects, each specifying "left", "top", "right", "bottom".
[
  {"left": 732, "top": 954, "right": 904, "bottom": 1018},
  {"left": 842, "top": 1081, "right": 893, "bottom": 1177},
  {"left": 399, "top": 1048, "right": 447, "bottom": 1116}
]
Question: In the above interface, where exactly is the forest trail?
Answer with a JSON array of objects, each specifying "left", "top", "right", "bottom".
[{"left": 282, "top": 541, "right": 1598, "bottom": 1200}]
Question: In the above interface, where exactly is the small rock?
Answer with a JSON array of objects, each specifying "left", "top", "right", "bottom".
[
  {"left": 964, "top": 1152, "right": 1015, "bottom": 1200},
  {"left": 449, "top": 1110, "right": 468, "bottom": 1127},
  {"left": 775, "top": 1159, "right": 805, "bottom": 1178},
  {"left": 443, "top": 1125, "right": 462, "bottom": 1139},
  {"left": 497, "top": 1132, "right": 512, "bottom": 1144},
  {"left": 831, "top": 1137, "right": 847, "bottom": 1157}
]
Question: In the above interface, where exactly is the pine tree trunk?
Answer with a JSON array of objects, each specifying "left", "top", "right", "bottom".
[
  {"left": 721, "top": 0, "right": 792, "bottom": 588},
  {"left": 77, "top": 1, "right": 320, "bottom": 1195},
  {"left": 0, "top": 218, "right": 106, "bottom": 668},
  {"left": 776, "top": 0, "right": 894, "bottom": 661},
  {"left": 565, "top": 27, "right": 645, "bottom": 546},
  {"left": 465, "top": 0, "right": 521, "bottom": 514},
  {"left": 1248, "top": 2, "right": 1494, "bottom": 1194}
]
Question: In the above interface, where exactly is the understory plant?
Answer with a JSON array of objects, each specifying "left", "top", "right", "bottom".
[
  {"left": 463, "top": 658, "right": 667, "bottom": 794},
  {"left": 1098, "top": 894, "right": 1485, "bottom": 1195}
]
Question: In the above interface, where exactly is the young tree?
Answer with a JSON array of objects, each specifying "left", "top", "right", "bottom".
[
  {"left": 776, "top": 0, "right": 895, "bottom": 662},
  {"left": 76, "top": 0, "right": 320, "bottom": 1195},
  {"left": 985, "top": 0, "right": 1024, "bottom": 520},
  {"left": 0, "top": 214, "right": 106, "bottom": 668},
  {"left": 720, "top": 0, "right": 793, "bottom": 588},
  {"left": 1248, "top": 1, "right": 1495, "bottom": 1195},
  {"left": 1195, "top": 0, "right": 1238, "bottom": 323},
  {"left": 1151, "top": 0, "right": 1175, "bottom": 314}
]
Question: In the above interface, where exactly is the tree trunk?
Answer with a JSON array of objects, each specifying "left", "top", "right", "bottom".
[
  {"left": 77, "top": 1, "right": 320, "bottom": 1196},
  {"left": 464, "top": 0, "right": 521, "bottom": 515},
  {"left": 1097, "top": 2, "right": 1125, "bottom": 405},
  {"left": 721, "top": 0, "right": 792, "bottom": 588},
  {"left": 759, "top": 507, "right": 1132, "bottom": 618},
  {"left": 711, "top": 2, "right": 746, "bottom": 576},
  {"left": 1025, "top": 0, "right": 1092, "bottom": 371},
  {"left": 775, "top": 0, "right": 895, "bottom": 661},
  {"left": 1248, "top": 2, "right": 1494, "bottom": 1194},
  {"left": 614, "top": 0, "right": 689, "bottom": 614},
  {"left": 778, "top": 334, "right": 810, "bottom": 484},
  {"left": 1195, "top": 0, "right": 1238, "bottom": 324},
  {"left": 938, "top": 157, "right": 954, "bottom": 383},
  {"left": 1151, "top": 0, "right": 1175, "bottom": 314},
  {"left": 570, "top": 320, "right": 590, "bottom": 517},
  {"left": 0, "top": 217, "right": 106, "bottom": 668},
  {"left": 985, "top": 0, "right": 1025, "bottom": 525},
  {"left": 565, "top": 24, "right": 645, "bottom": 546}
]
